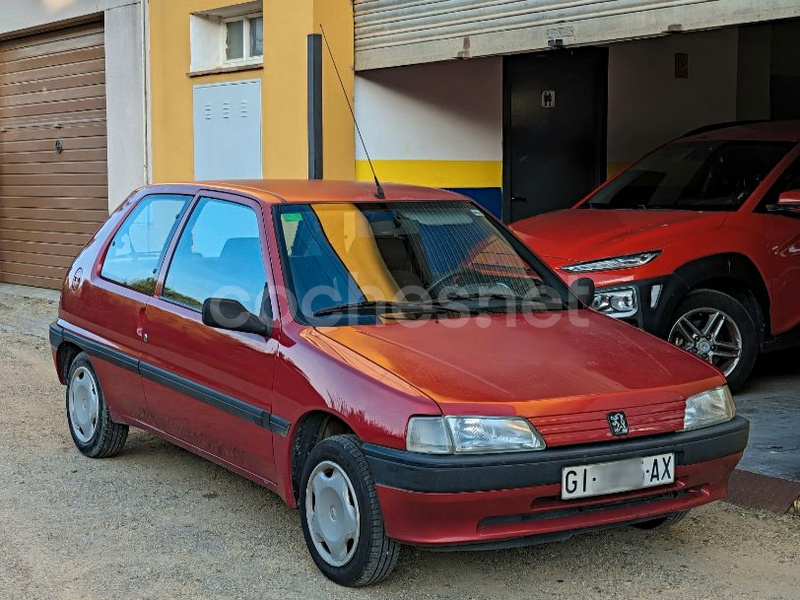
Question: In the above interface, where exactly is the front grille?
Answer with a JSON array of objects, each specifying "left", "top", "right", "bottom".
[{"left": 531, "top": 399, "right": 685, "bottom": 446}]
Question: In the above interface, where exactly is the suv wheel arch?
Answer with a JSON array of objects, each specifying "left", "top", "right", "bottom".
[{"left": 672, "top": 253, "right": 770, "bottom": 341}]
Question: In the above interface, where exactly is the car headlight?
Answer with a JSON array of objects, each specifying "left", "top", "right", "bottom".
[
  {"left": 592, "top": 287, "right": 637, "bottom": 317},
  {"left": 561, "top": 251, "right": 661, "bottom": 273},
  {"left": 683, "top": 386, "right": 736, "bottom": 431},
  {"left": 406, "top": 416, "right": 546, "bottom": 454}
]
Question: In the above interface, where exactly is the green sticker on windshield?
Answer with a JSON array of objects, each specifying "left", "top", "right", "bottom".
[{"left": 282, "top": 212, "right": 304, "bottom": 222}]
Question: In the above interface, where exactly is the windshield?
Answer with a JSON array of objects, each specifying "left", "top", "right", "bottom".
[
  {"left": 276, "top": 201, "right": 567, "bottom": 325},
  {"left": 584, "top": 140, "right": 792, "bottom": 211}
]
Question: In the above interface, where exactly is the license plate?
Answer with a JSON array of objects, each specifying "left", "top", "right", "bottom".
[{"left": 561, "top": 453, "right": 675, "bottom": 500}]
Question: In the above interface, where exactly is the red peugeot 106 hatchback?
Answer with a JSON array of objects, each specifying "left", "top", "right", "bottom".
[{"left": 50, "top": 180, "right": 748, "bottom": 587}]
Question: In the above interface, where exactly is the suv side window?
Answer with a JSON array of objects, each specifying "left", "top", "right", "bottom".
[
  {"left": 101, "top": 194, "right": 191, "bottom": 294},
  {"left": 162, "top": 197, "right": 269, "bottom": 316},
  {"left": 759, "top": 153, "right": 800, "bottom": 211}
]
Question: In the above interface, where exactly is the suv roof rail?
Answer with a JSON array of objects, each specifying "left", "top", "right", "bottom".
[{"left": 682, "top": 120, "right": 772, "bottom": 137}]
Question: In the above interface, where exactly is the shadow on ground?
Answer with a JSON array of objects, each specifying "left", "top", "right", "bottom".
[{"left": 735, "top": 348, "right": 799, "bottom": 482}]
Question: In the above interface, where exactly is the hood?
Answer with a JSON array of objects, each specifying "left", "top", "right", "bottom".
[
  {"left": 315, "top": 312, "right": 723, "bottom": 418},
  {"left": 511, "top": 209, "right": 727, "bottom": 263}
]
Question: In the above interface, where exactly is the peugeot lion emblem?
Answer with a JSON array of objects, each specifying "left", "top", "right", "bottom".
[{"left": 607, "top": 412, "right": 629, "bottom": 436}]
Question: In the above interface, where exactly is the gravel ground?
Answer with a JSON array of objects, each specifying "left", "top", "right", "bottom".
[{"left": 0, "top": 284, "right": 798, "bottom": 600}]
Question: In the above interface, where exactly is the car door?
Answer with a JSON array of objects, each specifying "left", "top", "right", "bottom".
[
  {"left": 81, "top": 193, "right": 192, "bottom": 423},
  {"left": 754, "top": 150, "right": 800, "bottom": 335},
  {"left": 139, "top": 192, "right": 280, "bottom": 482}
]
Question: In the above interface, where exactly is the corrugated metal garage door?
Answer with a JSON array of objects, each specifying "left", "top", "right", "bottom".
[
  {"left": 354, "top": 0, "right": 800, "bottom": 70},
  {"left": 0, "top": 22, "right": 107, "bottom": 289}
]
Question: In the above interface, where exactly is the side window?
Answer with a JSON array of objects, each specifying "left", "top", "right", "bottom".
[
  {"left": 101, "top": 194, "right": 190, "bottom": 294},
  {"left": 162, "top": 198, "right": 268, "bottom": 315},
  {"left": 759, "top": 154, "right": 800, "bottom": 211}
]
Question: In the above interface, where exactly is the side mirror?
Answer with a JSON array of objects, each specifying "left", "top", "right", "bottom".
[
  {"left": 569, "top": 277, "right": 596, "bottom": 306},
  {"left": 767, "top": 190, "right": 800, "bottom": 217},
  {"left": 202, "top": 298, "right": 272, "bottom": 337}
]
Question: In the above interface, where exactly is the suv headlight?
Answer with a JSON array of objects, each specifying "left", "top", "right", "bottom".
[
  {"left": 592, "top": 287, "right": 637, "bottom": 317},
  {"left": 683, "top": 386, "right": 736, "bottom": 431},
  {"left": 562, "top": 251, "right": 661, "bottom": 273},
  {"left": 406, "top": 416, "right": 546, "bottom": 454}
]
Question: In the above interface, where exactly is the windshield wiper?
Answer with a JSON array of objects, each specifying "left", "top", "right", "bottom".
[
  {"left": 440, "top": 292, "right": 522, "bottom": 302},
  {"left": 436, "top": 292, "right": 554, "bottom": 311},
  {"left": 313, "top": 300, "right": 460, "bottom": 318}
]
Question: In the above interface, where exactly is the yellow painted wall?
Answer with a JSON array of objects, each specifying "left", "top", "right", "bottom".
[
  {"left": 314, "top": 0, "right": 355, "bottom": 180},
  {"left": 355, "top": 160, "right": 502, "bottom": 188},
  {"left": 149, "top": 0, "right": 354, "bottom": 183}
]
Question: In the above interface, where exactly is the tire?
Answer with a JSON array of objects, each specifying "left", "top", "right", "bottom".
[
  {"left": 299, "top": 434, "right": 400, "bottom": 587},
  {"left": 65, "top": 352, "right": 128, "bottom": 458},
  {"left": 667, "top": 289, "right": 759, "bottom": 391},
  {"left": 633, "top": 510, "right": 689, "bottom": 530}
]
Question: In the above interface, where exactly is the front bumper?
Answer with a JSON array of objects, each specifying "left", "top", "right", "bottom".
[{"left": 364, "top": 416, "right": 748, "bottom": 547}]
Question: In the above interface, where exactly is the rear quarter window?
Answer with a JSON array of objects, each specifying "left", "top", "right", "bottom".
[{"left": 101, "top": 194, "right": 191, "bottom": 294}]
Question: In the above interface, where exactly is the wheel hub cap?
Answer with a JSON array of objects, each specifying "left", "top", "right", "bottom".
[
  {"left": 669, "top": 308, "right": 743, "bottom": 377},
  {"left": 305, "top": 460, "right": 360, "bottom": 567},
  {"left": 68, "top": 366, "right": 100, "bottom": 443},
  {"left": 696, "top": 339, "right": 712, "bottom": 355}
]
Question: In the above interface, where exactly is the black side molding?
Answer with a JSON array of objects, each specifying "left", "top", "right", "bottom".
[
  {"left": 61, "top": 326, "right": 139, "bottom": 374},
  {"left": 138, "top": 362, "right": 271, "bottom": 429},
  {"left": 269, "top": 414, "right": 291, "bottom": 437},
  {"left": 49, "top": 322, "right": 290, "bottom": 436}
]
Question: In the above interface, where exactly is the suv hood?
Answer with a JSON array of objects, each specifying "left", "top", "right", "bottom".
[
  {"left": 511, "top": 209, "right": 727, "bottom": 263},
  {"left": 315, "top": 312, "right": 722, "bottom": 416}
]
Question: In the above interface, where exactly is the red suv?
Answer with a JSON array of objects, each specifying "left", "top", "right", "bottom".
[
  {"left": 50, "top": 180, "right": 748, "bottom": 586},
  {"left": 513, "top": 121, "right": 800, "bottom": 390}
]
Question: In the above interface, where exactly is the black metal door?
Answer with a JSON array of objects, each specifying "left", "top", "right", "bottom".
[{"left": 504, "top": 49, "right": 608, "bottom": 222}]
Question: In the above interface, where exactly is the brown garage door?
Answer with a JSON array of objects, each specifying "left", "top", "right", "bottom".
[{"left": 0, "top": 22, "right": 108, "bottom": 289}]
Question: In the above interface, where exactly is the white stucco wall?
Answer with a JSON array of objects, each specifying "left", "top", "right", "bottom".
[
  {"left": 0, "top": 0, "right": 147, "bottom": 212},
  {"left": 607, "top": 28, "right": 740, "bottom": 165},
  {"left": 104, "top": 2, "right": 147, "bottom": 209},
  {"left": 354, "top": 57, "right": 503, "bottom": 162}
]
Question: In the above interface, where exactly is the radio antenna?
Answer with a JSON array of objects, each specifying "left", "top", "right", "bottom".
[{"left": 319, "top": 24, "right": 385, "bottom": 200}]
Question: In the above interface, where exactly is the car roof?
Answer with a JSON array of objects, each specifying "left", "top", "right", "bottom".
[
  {"left": 148, "top": 179, "right": 469, "bottom": 205},
  {"left": 680, "top": 120, "right": 800, "bottom": 143}
]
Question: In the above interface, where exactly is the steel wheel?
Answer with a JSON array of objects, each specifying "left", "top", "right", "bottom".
[
  {"left": 305, "top": 460, "right": 361, "bottom": 568},
  {"left": 669, "top": 308, "right": 743, "bottom": 377},
  {"left": 68, "top": 366, "right": 100, "bottom": 443}
]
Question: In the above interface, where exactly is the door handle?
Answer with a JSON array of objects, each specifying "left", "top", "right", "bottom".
[
  {"left": 136, "top": 307, "right": 146, "bottom": 340},
  {"left": 511, "top": 196, "right": 527, "bottom": 203}
]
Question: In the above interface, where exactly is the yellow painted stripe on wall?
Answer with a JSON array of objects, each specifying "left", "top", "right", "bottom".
[{"left": 356, "top": 160, "right": 502, "bottom": 188}]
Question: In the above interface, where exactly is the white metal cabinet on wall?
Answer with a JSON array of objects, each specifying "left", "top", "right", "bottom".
[
  {"left": 354, "top": 0, "right": 800, "bottom": 70},
  {"left": 193, "top": 79, "right": 262, "bottom": 181}
]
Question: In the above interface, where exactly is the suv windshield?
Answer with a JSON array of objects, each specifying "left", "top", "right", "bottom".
[
  {"left": 276, "top": 201, "right": 567, "bottom": 325},
  {"left": 584, "top": 140, "right": 793, "bottom": 211}
]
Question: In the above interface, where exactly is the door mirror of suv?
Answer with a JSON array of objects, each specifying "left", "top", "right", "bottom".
[
  {"left": 202, "top": 298, "right": 272, "bottom": 336},
  {"left": 767, "top": 190, "right": 800, "bottom": 217},
  {"left": 778, "top": 190, "right": 800, "bottom": 207},
  {"left": 569, "top": 277, "right": 596, "bottom": 306}
]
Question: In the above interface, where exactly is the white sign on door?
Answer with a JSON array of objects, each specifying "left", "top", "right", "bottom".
[{"left": 541, "top": 90, "right": 556, "bottom": 109}]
